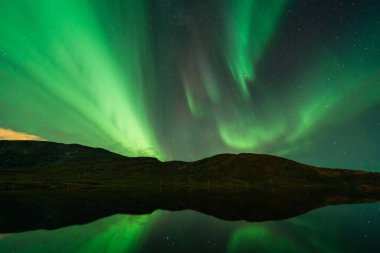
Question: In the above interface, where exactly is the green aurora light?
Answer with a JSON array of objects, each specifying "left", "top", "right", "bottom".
[{"left": 0, "top": 0, "right": 379, "bottom": 167}]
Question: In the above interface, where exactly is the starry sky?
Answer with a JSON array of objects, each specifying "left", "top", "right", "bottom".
[{"left": 0, "top": 0, "right": 379, "bottom": 170}]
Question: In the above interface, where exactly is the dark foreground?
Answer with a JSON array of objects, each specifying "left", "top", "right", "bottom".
[{"left": 0, "top": 140, "right": 379, "bottom": 233}]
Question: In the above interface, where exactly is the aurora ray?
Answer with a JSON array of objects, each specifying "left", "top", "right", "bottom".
[
  {"left": 0, "top": 0, "right": 160, "bottom": 158},
  {"left": 223, "top": 0, "right": 290, "bottom": 97}
]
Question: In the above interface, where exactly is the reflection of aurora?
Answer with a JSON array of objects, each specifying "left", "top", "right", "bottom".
[
  {"left": 0, "top": 213, "right": 160, "bottom": 253},
  {"left": 1, "top": 204, "right": 379, "bottom": 253},
  {"left": 228, "top": 222, "right": 339, "bottom": 253},
  {"left": 228, "top": 203, "right": 380, "bottom": 253},
  {"left": 0, "top": 0, "right": 379, "bottom": 166}
]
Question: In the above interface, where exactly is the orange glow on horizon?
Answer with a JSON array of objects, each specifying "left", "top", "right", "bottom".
[{"left": 0, "top": 128, "right": 45, "bottom": 141}]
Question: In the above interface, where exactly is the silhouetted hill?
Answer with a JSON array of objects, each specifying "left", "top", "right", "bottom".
[
  {"left": 0, "top": 140, "right": 379, "bottom": 232},
  {"left": 0, "top": 140, "right": 157, "bottom": 169}
]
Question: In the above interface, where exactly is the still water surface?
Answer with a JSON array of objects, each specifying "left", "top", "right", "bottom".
[{"left": 0, "top": 203, "right": 379, "bottom": 253}]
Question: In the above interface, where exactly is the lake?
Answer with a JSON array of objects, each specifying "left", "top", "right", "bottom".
[{"left": 0, "top": 202, "right": 379, "bottom": 253}]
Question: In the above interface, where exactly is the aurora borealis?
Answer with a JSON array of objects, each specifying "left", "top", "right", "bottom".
[
  {"left": 0, "top": 0, "right": 379, "bottom": 170},
  {"left": 0, "top": 0, "right": 160, "bottom": 158},
  {"left": 0, "top": 1, "right": 380, "bottom": 252}
]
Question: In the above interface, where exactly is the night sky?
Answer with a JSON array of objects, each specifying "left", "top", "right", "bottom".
[{"left": 0, "top": 0, "right": 379, "bottom": 170}]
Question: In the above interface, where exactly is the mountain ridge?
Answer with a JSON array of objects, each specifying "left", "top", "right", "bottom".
[
  {"left": 0, "top": 140, "right": 379, "bottom": 190},
  {"left": 0, "top": 140, "right": 380, "bottom": 232}
]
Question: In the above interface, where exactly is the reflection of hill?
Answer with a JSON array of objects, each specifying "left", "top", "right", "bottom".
[{"left": 0, "top": 140, "right": 380, "bottom": 232}]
